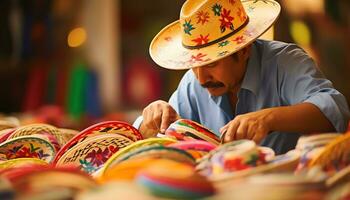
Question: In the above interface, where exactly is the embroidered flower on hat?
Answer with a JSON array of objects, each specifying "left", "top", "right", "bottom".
[
  {"left": 212, "top": 3, "right": 222, "bottom": 16},
  {"left": 228, "top": 0, "right": 236, "bottom": 5},
  {"left": 218, "top": 51, "right": 229, "bottom": 57},
  {"left": 219, "top": 8, "right": 234, "bottom": 32},
  {"left": 237, "top": 7, "right": 247, "bottom": 22},
  {"left": 218, "top": 40, "right": 230, "bottom": 47},
  {"left": 232, "top": 35, "right": 245, "bottom": 44},
  {"left": 192, "top": 34, "right": 210, "bottom": 46},
  {"left": 187, "top": 53, "right": 211, "bottom": 65},
  {"left": 196, "top": 11, "right": 210, "bottom": 25},
  {"left": 183, "top": 20, "right": 195, "bottom": 35}
]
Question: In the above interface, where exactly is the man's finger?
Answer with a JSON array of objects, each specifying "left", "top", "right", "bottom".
[
  {"left": 144, "top": 109, "right": 155, "bottom": 129},
  {"left": 246, "top": 124, "right": 255, "bottom": 140},
  {"left": 219, "top": 124, "right": 228, "bottom": 134},
  {"left": 160, "top": 111, "right": 176, "bottom": 133},
  {"left": 224, "top": 121, "right": 240, "bottom": 142},
  {"left": 252, "top": 131, "right": 263, "bottom": 144},
  {"left": 235, "top": 122, "right": 248, "bottom": 140}
]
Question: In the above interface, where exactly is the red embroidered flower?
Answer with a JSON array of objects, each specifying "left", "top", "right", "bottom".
[
  {"left": 196, "top": 11, "right": 210, "bottom": 25},
  {"left": 85, "top": 148, "right": 110, "bottom": 167},
  {"left": 108, "top": 145, "right": 119, "bottom": 155},
  {"left": 219, "top": 8, "right": 234, "bottom": 32},
  {"left": 190, "top": 53, "right": 208, "bottom": 62},
  {"left": 232, "top": 36, "right": 245, "bottom": 44},
  {"left": 228, "top": 0, "right": 236, "bottom": 4},
  {"left": 16, "top": 147, "right": 38, "bottom": 158},
  {"left": 192, "top": 34, "right": 210, "bottom": 46},
  {"left": 186, "top": 53, "right": 211, "bottom": 67},
  {"left": 237, "top": 8, "right": 246, "bottom": 22},
  {"left": 224, "top": 158, "right": 250, "bottom": 171}
]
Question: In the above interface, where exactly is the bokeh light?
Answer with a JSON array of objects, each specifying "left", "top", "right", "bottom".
[
  {"left": 290, "top": 20, "right": 311, "bottom": 46},
  {"left": 67, "top": 27, "right": 87, "bottom": 48}
]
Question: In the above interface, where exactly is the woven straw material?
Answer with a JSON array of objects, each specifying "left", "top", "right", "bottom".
[
  {"left": 309, "top": 133, "right": 350, "bottom": 169},
  {"left": 8, "top": 124, "right": 64, "bottom": 147}
]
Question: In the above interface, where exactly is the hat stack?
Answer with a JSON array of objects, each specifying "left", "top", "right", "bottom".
[
  {"left": 165, "top": 119, "right": 221, "bottom": 145},
  {"left": 54, "top": 121, "right": 143, "bottom": 174}
]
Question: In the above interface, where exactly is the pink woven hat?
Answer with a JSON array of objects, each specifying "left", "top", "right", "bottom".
[{"left": 150, "top": 0, "right": 280, "bottom": 70}]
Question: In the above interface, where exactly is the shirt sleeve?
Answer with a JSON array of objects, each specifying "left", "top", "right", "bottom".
[
  {"left": 132, "top": 115, "right": 143, "bottom": 129},
  {"left": 278, "top": 44, "right": 350, "bottom": 132}
]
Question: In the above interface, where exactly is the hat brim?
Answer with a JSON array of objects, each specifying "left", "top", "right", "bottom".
[{"left": 150, "top": 0, "right": 281, "bottom": 70}]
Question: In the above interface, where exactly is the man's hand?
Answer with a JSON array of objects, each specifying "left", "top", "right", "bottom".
[
  {"left": 220, "top": 108, "right": 274, "bottom": 144},
  {"left": 139, "top": 100, "right": 180, "bottom": 138}
]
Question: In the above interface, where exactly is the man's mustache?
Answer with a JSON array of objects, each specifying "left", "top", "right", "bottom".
[{"left": 201, "top": 82, "right": 225, "bottom": 88}]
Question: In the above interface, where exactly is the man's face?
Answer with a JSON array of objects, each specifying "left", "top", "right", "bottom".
[{"left": 192, "top": 46, "right": 251, "bottom": 96}]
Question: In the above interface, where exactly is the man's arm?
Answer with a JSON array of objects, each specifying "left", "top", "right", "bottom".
[
  {"left": 269, "top": 102, "right": 334, "bottom": 133},
  {"left": 222, "top": 102, "right": 335, "bottom": 144}
]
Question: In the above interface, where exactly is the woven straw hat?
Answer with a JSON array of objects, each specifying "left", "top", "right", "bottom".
[{"left": 150, "top": 0, "right": 280, "bottom": 70}]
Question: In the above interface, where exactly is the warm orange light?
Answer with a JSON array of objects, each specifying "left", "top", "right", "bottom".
[{"left": 67, "top": 27, "right": 87, "bottom": 47}]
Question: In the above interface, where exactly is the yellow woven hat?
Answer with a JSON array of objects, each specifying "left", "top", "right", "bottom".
[{"left": 150, "top": 0, "right": 280, "bottom": 70}]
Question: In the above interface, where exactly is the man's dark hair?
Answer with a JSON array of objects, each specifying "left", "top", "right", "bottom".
[
  {"left": 232, "top": 46, "right": 250, "bottom": 62},
  {"left": 232, "top": 52, "right": 239, "bottom": 62}
]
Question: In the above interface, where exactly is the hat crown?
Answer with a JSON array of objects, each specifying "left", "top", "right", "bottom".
[{"left": 180, "top": 0, "right": 248, "bottom": 49}]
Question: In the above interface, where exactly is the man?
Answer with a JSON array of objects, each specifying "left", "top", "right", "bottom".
[{"left": 133, "top": 0, "right": 350, "bottom": 154}]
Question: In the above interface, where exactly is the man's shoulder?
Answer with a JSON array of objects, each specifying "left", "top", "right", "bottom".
[
  {"left": 181, "top": 70, "right": 196, "bottom": 83},
  {"left": 255, "top": 39, "right": 306, "bottom": 57}
]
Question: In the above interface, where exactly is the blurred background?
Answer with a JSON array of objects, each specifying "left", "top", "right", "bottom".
[{"left": 0, "top": 0, "right": 349, "bottom": 129}]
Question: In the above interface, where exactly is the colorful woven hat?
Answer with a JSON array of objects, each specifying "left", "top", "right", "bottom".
[
  {"left": 0, "top": 158, "right": 48, "bottom": 170},
  {"left": 54, "top": 121, "right": 142, "bottom": 163},
  {"left": 111, "top": 145, "right": 196, "bottom": 166},
  {"left": 102, "top": 137, "right": 176, "bottom": 175},
  {"left": 55, "top": 134, "right": 134, "bottom": 174},
  {"left": 296, "top": 133, "right": 340, "bottom": 151},
  {"left": 208, "top": 149, "right": 300, "bottom": 184},
  {"left": 194, "top": 140, "right": 300, "bottom": 183},
  {"left": 294, "top": 134, "right": 340, "bottom": 172},
  {"left": 136, "top": 159, "right": 216, "bottom": 199},
  {"left": 0, "top": 135, "right": 56, "bottom": 163},
  {"left": 7, "top": 123, "right": 64, "bottom": 147},
  {"left": 167, "top": 140, "right": 216, "bottom": 160},
  {"left": 59, "top": 128, "right": 79, "bottom": 145},
  {"left": 308, "top": 133, "right": 350, "bottom": 175},
  {"left": 165, "top": 119, "right": 220, "bottom": 145},
  {"left": 149, "top": 0, "right": 280, "bottom": 70},
  {"left": 98, "top": 157, "right": 159, "bottom": 182},
  {"left": 5, "top": 165, "right": 96, "bottom": 198},
  {"left": 0, "top": 129, "right": 15, "bottom": 144}
]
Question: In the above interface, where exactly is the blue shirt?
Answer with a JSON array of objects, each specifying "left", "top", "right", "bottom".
[{"left": 134, "top": 40, "right": 350, "bottom": 154}]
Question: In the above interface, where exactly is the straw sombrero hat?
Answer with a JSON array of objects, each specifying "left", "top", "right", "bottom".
[{"left": 150, "top": 0, "right": 280, "bottom": 70}]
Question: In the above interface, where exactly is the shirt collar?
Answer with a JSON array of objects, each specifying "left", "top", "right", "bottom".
[{"left": 240, "top": 42, "right": 261, "bottom": 96}]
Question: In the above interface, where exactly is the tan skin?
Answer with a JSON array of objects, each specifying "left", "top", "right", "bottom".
[{"left": 139, "top": 45, "right": 335, "bottom": 143}]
